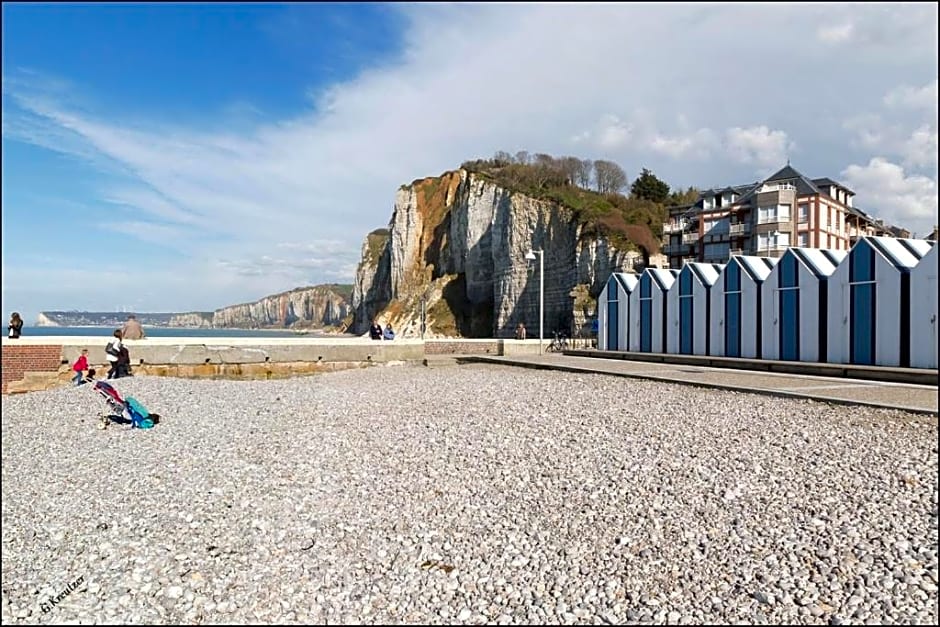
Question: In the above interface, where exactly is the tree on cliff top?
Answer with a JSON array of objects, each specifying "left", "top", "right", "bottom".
[
  {"left": 460, "top": 152, "right": 666, "bottom": 255},
  {"left": 594, "top": 160, "right": 628, "bottom": 194},
  {"left": 630, "top": 168, "right": 670, "bottom": 203}
]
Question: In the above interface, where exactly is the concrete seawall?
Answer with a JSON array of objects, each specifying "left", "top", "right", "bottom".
[{"left": 1, "top": 337, "right": 546, "bottom": 393}]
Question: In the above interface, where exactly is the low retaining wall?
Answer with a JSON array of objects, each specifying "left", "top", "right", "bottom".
[
  {"left": 1, "top": 344, "right": 63, "bottom": 394},
  {"left": 2, "top": 337, "right": 546, "bottom": 394},
  {"left": 2, "top": 337, "right": 425, "bottom": 394}
]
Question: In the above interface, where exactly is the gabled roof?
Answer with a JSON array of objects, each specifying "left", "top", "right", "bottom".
[
  {"left": 644, "top": 268, "right": 678, "bottom": 291},
  {"left": 731, "top": 255, "right": 778, "bottom": 282},
  {"left": 612, "top": 272, "right": 639, "bottom": 293},
  {"left": 812, "top": 177, "right": 855, "bottom": 196},
  {"left": 681, "top": 262, "right": 723, "bottom": 286},
  {"left": 861, "top": 236, "right": 933, "bottom": 270},
  {"left": 785, "top": 247, "right": 847, "bottom": 278}
]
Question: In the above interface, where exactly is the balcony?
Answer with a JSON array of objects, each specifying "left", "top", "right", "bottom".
[
  {"left": 682, "top": 232, "right": 700, "bottom": 244},
  {"left": 663, "top": 221, "right": 689, "bottom": 234},
  {"left": 759, "top": 183, "right": 797, "bottom": 193},
  {"left": 757, "top": 215, "right": 791, "bottom": 225},
  {"left": 729, "top": 223, "right": 750, "bottom": 235}
]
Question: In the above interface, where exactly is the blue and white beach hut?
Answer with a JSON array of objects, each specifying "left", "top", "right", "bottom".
[
  {"left": 671, "top": 262, "right": 723, "bottom": 355},
  {"left": 827, "top": 236, "right": 934, "bottom": 367},
  {"left": 597, "top": 272, "right": 638, "bottom": 351},
  {"left": 910, "top": 242, "right": 938, "bottom": 369},
  {"left": 709, "top": 256, "right": 777, "bottom": 358},
  {"left": 630, "top": 268, "right": 678, "bottom": 353},
  {"left": 761, "top": 248, "right": 847, "bottom": 362}
]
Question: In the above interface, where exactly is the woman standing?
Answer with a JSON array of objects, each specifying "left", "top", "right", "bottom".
[{"left": 8, "top": 312, "right": 24, "bottom": 338}]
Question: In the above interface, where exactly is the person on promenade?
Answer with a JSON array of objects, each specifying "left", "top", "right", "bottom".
[
  {"left": 72, "top": 349, "right": 89, "bottom": 386},
  {"left": 8, "top": 312, "right": 24, "bottom": 338},
  {"left": 515, "top": 322, "right": 527, "bottom": 340},
  {"left": 383, "top": 323, "right": 396, "bottom": 340},
  {"left": 369, "top": 319, "right": 383, "bottom": 340},
  {"left": 105, "top": 330, "right": 123, "bottom": 379},
  {"left": 121, "top": 315, "right": 146, "bottom": 340}
]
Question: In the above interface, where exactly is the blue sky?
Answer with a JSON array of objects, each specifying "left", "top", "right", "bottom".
[{"left": 2, "top": 3, "right": 938, "bottom": 322}]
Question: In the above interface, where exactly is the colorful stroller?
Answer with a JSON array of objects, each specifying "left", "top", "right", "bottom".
[{"left": 91, "top": 380, "right": 157, "bottom": 429}]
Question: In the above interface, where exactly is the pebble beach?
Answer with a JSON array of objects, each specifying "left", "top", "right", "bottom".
[{"left": 1, "top": 364, "right": 937, "bottom": 625}]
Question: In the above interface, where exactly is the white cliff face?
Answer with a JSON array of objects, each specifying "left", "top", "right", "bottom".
[
  {"left": 211, "top": 286, "right": 351, "bottom": 328},
  {"left": 353, "top": 169, "right": 643, "bottom": 337},
  {"left": 168, "top": 313, "right": 213, "bottom": 328}
]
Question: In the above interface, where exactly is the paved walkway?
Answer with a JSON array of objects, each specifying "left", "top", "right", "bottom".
[{"left": 459, "top": 354, "right": 939, "bottom": 415}]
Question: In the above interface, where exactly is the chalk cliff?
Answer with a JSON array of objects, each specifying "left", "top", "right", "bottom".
[
  {"left": 352, "top": 169, "right": 659, "bottom": 338},
  {"left": 209, "top": 285, "right": 353, "bottom": 329}
]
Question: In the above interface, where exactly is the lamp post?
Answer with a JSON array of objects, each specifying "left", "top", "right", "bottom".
[{"left": 525, "top": 248, "right": 544, "bottom": 355}]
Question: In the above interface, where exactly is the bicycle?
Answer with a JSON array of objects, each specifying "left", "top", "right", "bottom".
[{"left": 546, "top": 331, "right": 569, "bottom": 353}]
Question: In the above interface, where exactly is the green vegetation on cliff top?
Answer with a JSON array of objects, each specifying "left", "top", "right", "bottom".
[{"left": 458, "top": 154, "right": 694, "bottom": 255}]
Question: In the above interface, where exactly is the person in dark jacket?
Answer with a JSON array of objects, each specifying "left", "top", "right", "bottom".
[
  {"left": 369, "top": 319, "right": 383, "bottom": 340},
  {"left": 8, "top": 312, "right": 24, "bottom": 338}
]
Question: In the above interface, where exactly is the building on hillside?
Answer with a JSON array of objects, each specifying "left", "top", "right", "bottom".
[{"left": 662, "top": 164, "right": 911, "bottom": 268}]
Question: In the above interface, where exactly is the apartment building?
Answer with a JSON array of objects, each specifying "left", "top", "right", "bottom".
[{"left": 662, "top": 164, "right": 911, "bottom": 268}]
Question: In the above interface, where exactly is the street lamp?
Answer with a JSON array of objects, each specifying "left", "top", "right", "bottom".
[{"left": 525, "top": 248, "right": 544, "bottom": 355}]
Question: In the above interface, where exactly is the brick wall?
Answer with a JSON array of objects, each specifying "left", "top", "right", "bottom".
[
  {"left": 1, "top": 344, "right": 63, "bottom": 394},
  {"left": 425, "top": 340, "right": 500, "bottom": 355}
]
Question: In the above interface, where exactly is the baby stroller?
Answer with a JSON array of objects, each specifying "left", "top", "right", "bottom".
[{"left": 91, "top": 380, "right": 158, "bottom": 430}]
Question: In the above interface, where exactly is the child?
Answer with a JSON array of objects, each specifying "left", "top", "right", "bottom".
[{"left": 72, "top": 349, "right": 89, "bottom": 386}]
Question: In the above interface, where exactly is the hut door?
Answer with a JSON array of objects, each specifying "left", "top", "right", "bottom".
[
  {"left": 776, "top": 286, "right": 800, "bottom": 362},
  {"left": 678, "top": 271, "right": 694, "bottom": 355},
  {"left": 607, "top": 299, "right": 619, "bottom": 351},
  {"left": 849, "top": 244, "right": 876, "bottom": 365}
]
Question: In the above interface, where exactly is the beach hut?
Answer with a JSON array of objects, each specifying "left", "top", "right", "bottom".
[
  {"left": 671, "top": 263, "right": 723, "bottom": 355},
  {"left": 910, "top": 242, "right": 938, "bottom": 368},
  {"left": 597, "top": 272, "right": 638, "bottom": 351},
  {"left": 630, "top": 268, "right": 678, "bottom": 353},
  {"left": 761, "top": 247, "right": 847, "bottom": 362},
  {"left": 827, "top": 236, "right": 934, "bottom": 367},
  {"left": 710, "top": 256, "right": 777, "bottom": 359}
]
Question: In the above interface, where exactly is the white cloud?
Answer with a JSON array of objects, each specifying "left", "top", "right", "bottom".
[
  {"left": 902, "top": 125, "right": 939, "bottom": 169},
  {"left": 883, "top": 79, "right": 938, "bottom": 111},
  {"left": 841, "top": 158, "right": 938, "bottom": 235},
  {"left": 1, "top": 3, "right": 937, "bottom": 315},
  {"left": 648, "top": 128, "right": 717, "bottom": 160},
  {"left": 724, "top": 126, "right": 793, "bottom": 171},
  {"left": 817, "top": 22, "right": 855, "bottom": 44}
]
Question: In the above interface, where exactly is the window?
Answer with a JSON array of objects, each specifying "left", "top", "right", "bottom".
[
  {"left": 704, "top": 243, "right": 730, "bottom": 259},
  {"left": 758, "top": 232, "right": 790, "bottom": 250},
  {"left": 703, "top": 218, "right": 729, "bottom": 234},
  {"left": 798, "top": 232, "right": 809, "bottom": 247},
  {"left": 798, "top": 203, "right": 809, "bottom": 223},
  {"left": 758, "top": 205, "right": 790, "bottom": 223}
]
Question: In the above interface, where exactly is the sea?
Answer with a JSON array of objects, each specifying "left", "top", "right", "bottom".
[{"left": 19, "top": 326, "right": 347, "bottom": 339}]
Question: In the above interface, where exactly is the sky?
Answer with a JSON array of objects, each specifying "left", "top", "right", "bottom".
[{"left": 2, "top": 2, "right": 938, "bottom": 322}]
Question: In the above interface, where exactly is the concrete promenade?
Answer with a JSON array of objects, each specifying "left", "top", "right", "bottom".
[{"left": 460, "top": 353, "right": 939, "bottom": 415}]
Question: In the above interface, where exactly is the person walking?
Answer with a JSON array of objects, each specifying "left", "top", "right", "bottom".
[
  {"left": 121, "top": 315, "right": 146, "bottom": 340},
  {"left": 72, "top": 349, "right": 89, "bottom": 386},
  {"left": 515, "top": 322, "right": 527, "bottom": 340},
  {"left": 105, "top": 330, "right": 123, "bottom": 379},
  {"left": 8, "top": 312, "right": 24, "bottom": 338}
]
